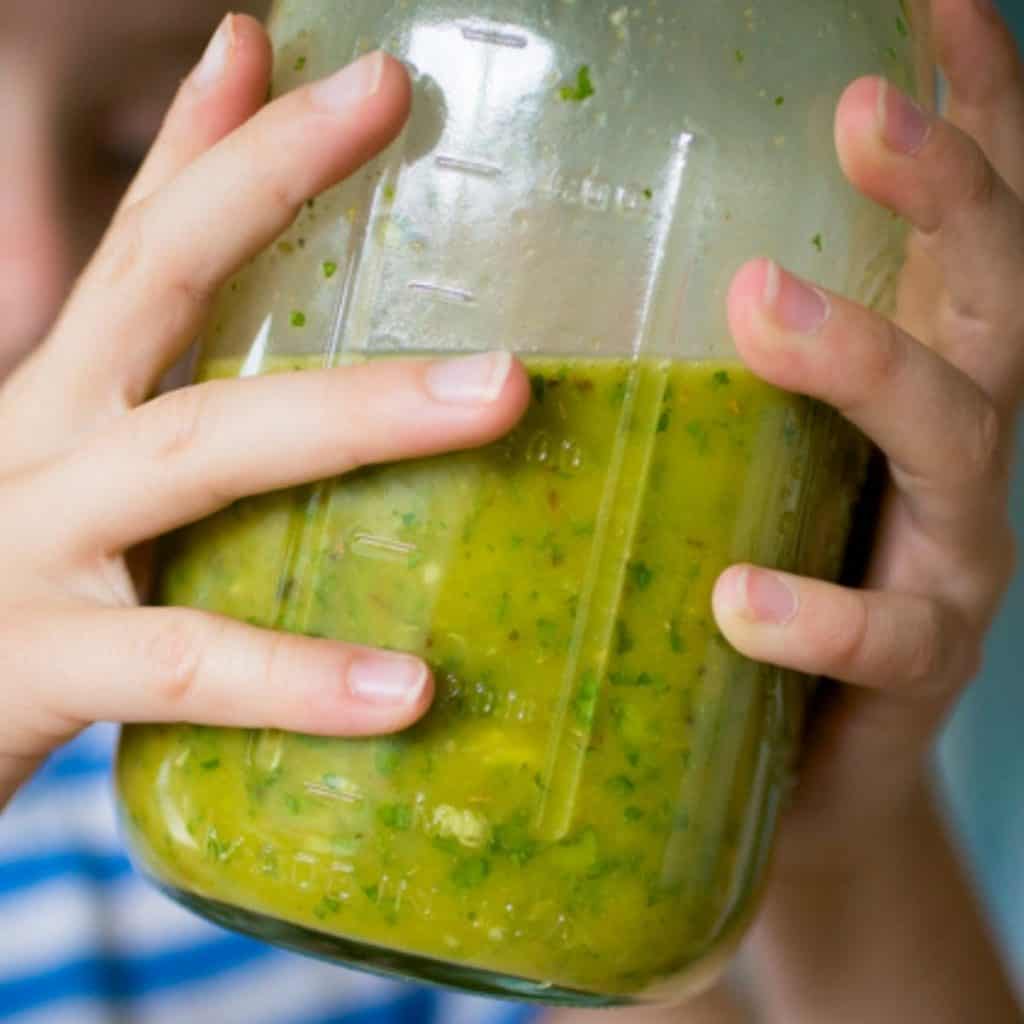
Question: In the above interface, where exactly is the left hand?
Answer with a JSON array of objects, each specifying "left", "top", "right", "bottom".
[{"left": 715, "top": 0, "right": 1023, "bottom": 863}]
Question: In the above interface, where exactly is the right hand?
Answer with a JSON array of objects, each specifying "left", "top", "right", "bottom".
[{"left": 0, "top": 14, "right": 529, "bottom": 807}]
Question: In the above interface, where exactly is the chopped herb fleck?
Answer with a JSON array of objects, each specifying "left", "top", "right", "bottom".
[
  {"left": 572, "top": 670, "right": 600, "bottom": 728},
  {"left": 559, "top": 65, "right": 595, "bottom": 103},
  {"left": 643, "top": 188, "right": 654, "bottom": 200},
  {"left": 657, "top": 410, "right": 671, "bottom": 432},
  {"left": 374, "top": 741, "right": 402, "bottom": 776},
  {"left": 712, "top": 370, "right": 731, "bottom": 388},
  {"left": 200, "top": 757, "right": 221, "bottom": 773},
  {"left": 294, "top": 55, "right": 307, "bottom": 71},
  {"left": 774, "top": 95, "right": 785, "bottom": 107},
  {"left": 290, "top": 311, "right": 307, "bottom": 328},
  {"left": 615, "top": 618, "right": 634, "bottom": 654},
  {"left": 451, "top": 856, "right": 491, "bottom": 889},
  {"left": 313, "top": 896, "right": 340, "bottom": 919},
  {"left": 322, "top": 260, "right": 338, "bottom": 279},
  {"left": 735, "top": 49, "right": 746, "bottom": 64},
  {"left": 606, "top": 775, "right": 635, "bottom": 797},
  {"left": 896, "top": 15, "right": 908, "bottom": 37},
  {"left": 812, "top": 233, "right": 823, "bottom": 253},
  {"left": 628, "top": 560, "right": 654, "bottom": 591},
  {"left": 377, "top": 803, "right": 414, "bottom": 830}
]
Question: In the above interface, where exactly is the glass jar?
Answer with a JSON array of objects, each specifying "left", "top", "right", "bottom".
[{"left": 117, "top": 0, "right": 932, "bottom": 1007}]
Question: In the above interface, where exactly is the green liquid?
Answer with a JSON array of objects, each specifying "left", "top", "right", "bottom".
[{"left": 118, "top": 357, "right": 865, "bottom": 998}]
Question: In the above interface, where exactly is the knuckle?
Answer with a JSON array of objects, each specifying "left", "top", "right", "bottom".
[
  {"left": 903, "top": 601, "right": 945, "bottom": 690},
  {"left": 959, "top": 395, "right": 1003, "bottom": 487},
  {"left": 844, "top": 319, "right": 905, "bottom": 411},
  {"left": 137, "top": 384, "right": 212, "bottom": 463},
  {"left": 955, "top": 136, "right": 998, "bottom": 213},
  {"left": 144, "top": 614, "right": 207, "bottom": 708},
  {"left": 823, "top": 590, "right": 871, "bottom": 678},
  {"left": 94, "top": 204, "right": 146, "bottom": 288}
]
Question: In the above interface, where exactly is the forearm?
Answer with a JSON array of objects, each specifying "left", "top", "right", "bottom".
[{"left": 748, "top": 782, "right": 1021, "bottom": 1024}]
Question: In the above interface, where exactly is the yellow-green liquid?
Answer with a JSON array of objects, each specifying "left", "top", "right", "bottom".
[{"left": 118, "top": 357, "right": 865, "bottom": 999}]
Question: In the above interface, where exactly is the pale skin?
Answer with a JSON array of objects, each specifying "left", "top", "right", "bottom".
[{"left": 0, "top": 1, "right": 1021, "bottom": 1021}]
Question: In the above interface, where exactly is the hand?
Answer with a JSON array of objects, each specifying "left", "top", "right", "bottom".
[
  {"left": 0, "top": 15, "right": 528, "bottom": 807},
  {"left": 706, "top": 1, "right": 1023, "bottom": 1019},
  {"left": 717, "top": 0, "right": 1022, "bottom": 862}
]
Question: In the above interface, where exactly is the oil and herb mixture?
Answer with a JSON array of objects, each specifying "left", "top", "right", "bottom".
[{"left": 119, "top": 356, "right": 865, "bottom": 998}]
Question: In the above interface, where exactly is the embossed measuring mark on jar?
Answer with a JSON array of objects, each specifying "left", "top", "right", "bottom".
[
  {"left": 349, "top": 531, "right": 418, "bottom": 564},
  {"left": 539, "top": 170, "right": 648, "bottom": 217},
  {"left": 458, "top": 22, "right": 529, "bottom": 49},
  {"left": 407, "top": 281, "right": 477, "bottom": 305},
  {"left": 434, "top": 155, "right": 503, "bottom": 179},
  {"left": 438, "top": 671, "right": 540, "bottom": 724}
]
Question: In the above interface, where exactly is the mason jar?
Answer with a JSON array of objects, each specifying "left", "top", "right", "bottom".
[{"left": 117, "top": 0, "right": 933, "bottom": 1006}]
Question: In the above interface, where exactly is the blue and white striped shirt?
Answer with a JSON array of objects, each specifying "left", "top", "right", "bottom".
[{"left": 0, "top": 725, "right": 540, "bottom": 1024}]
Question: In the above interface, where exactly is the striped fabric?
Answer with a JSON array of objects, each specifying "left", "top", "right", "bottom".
[{"left": 0, "top": 725, "right": 540, "bottom": 1024}]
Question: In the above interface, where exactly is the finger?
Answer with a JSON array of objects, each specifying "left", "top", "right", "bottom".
[
  {"left": 49, "top": 50, "right": 411, "bottom": 407},
  {"left": 834, "top": 76, "right": 1024, "bottom": 405},
  {"left": 38, "top": 352, "right": 528, "bottom": 556},
  {"left": 932, "top": 0, "right": 1024, "bottom": 196},
  {"left": 121, "top": 14, "right": 273, "bottom": 208},
  {"left": 19, "top": 605, "right": 433, "bottom": 736},
  {"left": 712, "top": 565, "right": 973, "bottom": 697},
  {"left": 728, "top": 259, "right": 1008, "bottom": 546}
]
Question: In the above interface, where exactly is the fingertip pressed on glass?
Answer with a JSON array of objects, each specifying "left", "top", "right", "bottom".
[{"left": 117, "top": 1, "right": 932, "bottom": 1007}]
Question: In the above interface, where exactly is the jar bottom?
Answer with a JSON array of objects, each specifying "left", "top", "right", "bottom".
[{"left": 151, "top": 878, "right": 629, "bottom": 1008}]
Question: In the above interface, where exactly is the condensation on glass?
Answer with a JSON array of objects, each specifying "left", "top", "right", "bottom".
[{"left": 117, "top": 1, "right": 933, "bottom": 1007}]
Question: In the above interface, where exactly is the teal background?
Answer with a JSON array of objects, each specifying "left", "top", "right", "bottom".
[{"left": 939, "top": 0, "right": 1024, "bottom": 981}]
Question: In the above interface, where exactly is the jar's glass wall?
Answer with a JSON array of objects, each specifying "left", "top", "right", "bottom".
[{"left": 118, "top": 0, "right": 932, "bottom": 1007}]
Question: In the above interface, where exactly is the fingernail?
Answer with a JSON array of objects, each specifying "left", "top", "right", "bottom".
[
  {"left": 348, "top": 652, "right": 429, "bottom": 705},
  {"left": 721, "top": 568, "right": 799, "bottom": 626},
  {"left": 193, "top": 14, "right": 234, "bottom": 93},
  {"left": 425, "top": 351, "right": 513, "bottom": 405},
  {"left": 878, "top": 80, "right": 932, "bottom": 156},
  {"left": 764, "top": 261, "right": 830, "bottom": 335},
  {"left": 310, "top": 51, "right": 385, "bottom": 113}
]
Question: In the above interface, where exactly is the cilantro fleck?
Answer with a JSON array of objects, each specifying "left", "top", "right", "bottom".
[
  {"left": 572, "top": 670, "right": 600, "bottom": 728},
  {"left": 530, "top": 375, "right": 547, "bottom": 404},
  {"left": 624, "top": 806, "right": 644, "bottom": 822},
  {"left": 712, "top": 370, "right": 731, "bottom": 388},
  {"left": 313, "top": 896, "right": 340, "bottom": 919},
  {"left": 290, "top": 311, "right": 307, "bottom": 328},
  {"left": 615, "top": 618, "right": 634, "bottom": 654},
  {"left": 200, "top": 757, "right": 221, "bottom": 773},
  {"left": 322, "top": 260, "right": 338, "bottom": 279},
  {"left": 606, "top": 775, "right": 636, "bottom": 797},
  {"left": 491, "top": 820, "right": 537, "bottom": 865},
  {"left": 668, "top": 619, "right": 687, "bottom": 654},
  {"left": 657, "top": 409, "right": 671, "bottom": 432},
  {"left": 643, "top": 187, "right": 654, "bottom": 200},
  {"left": 774, "top": 95, "right": 785, "bottom": 107},
  {"left": 377, "top": 803, "right": 413, "bottom": 830},
  {"left": 559, "top": 65, "right": 595, "bottom": 103},
  {"left": 451, "top": 856, "right": 491, "bottom": 889},
  {"left": 294, "top": 55, "right": 307, "bottom": 71},
  {"left": 735, "top": 49, "right": 746, "bottom": 64},
  {"left": 812, "top": 233, "right": 823, "bottom": 253},
  {"left": 374, "top": 741, "right": 402, "bottom": 776},
  {"left": 896, "top": 15, "right": 908, "bottom": 37},
  {"left": 628, "top": 560, "right": 654, "bottom": 591}
]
